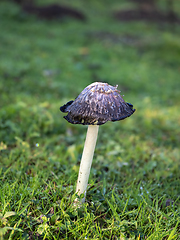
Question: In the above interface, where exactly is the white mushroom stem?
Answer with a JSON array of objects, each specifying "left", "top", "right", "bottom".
[{"left": 76, "top": 125, "right": 99, "bottom": 203}]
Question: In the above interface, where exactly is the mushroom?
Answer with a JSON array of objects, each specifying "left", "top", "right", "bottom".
[{"left": 60, "top": 82, "right": 135, "bottom": 203}]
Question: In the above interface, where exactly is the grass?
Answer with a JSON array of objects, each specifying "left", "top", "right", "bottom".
[{"left": 0, "top": 0, "right": 180, "bottom": 239}]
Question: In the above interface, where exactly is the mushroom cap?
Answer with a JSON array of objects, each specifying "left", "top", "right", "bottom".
[{"left": 60, "top": 82, "right": 135, "bottom": 125}]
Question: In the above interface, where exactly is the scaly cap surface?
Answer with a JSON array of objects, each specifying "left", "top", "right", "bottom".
[{"left": 60, "top": 82, "right": 135, "bottom": 125}]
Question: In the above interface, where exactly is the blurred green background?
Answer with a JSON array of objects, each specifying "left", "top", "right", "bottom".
[{"left": 0, "top": 0, "right": 180, "bottom": 239}]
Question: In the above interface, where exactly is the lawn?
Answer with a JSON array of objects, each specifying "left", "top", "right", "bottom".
[{"left": 0, "top": 0, "right": 180, "bottom": 239}]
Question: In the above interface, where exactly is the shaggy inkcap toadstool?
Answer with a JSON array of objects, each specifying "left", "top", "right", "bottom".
[{"left": 60, "top": 82, "right": 135, "bottom": 203}]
